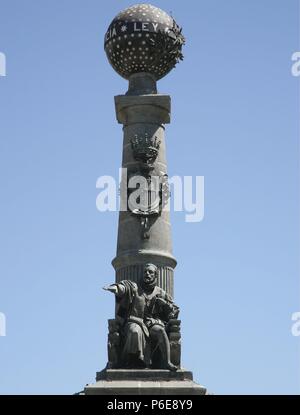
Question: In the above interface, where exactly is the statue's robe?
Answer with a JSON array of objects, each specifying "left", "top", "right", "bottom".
[{"left": 114, "top": 280, "right": 179, "bottom": 366}]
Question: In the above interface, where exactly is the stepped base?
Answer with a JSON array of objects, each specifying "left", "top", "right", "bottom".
[{"left": 84, "top": 369, "right": 207, "bottom": 395}]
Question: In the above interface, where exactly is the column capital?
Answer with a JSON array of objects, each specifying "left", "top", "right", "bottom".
[{"left": 114, "top": 95, "right": 171, "bottom": 125}]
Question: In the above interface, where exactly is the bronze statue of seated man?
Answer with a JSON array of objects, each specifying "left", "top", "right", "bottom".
[{"left": 103, "top": 263, "right": 179, "bottom": 371}]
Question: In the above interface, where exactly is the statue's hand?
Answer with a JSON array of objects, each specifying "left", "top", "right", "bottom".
[{"left": 102, "top": 285, "right": 118, "bottom": 294}]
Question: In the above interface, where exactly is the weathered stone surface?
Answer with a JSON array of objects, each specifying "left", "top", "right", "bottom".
[
  {"left": 96, "top": 368, "right": 193, "bottom": 381},
  {"left": 112, "top": 93, "right": 176, "bottom": 298},
  {"left": 115, "top": 94, "right": 171, "bottom": 125},
  {"left": 83, "top": 366, "right": 207, "bottom": 396},
  {"left": 83, "top": 369, "right": 207, "bottom": 396}
]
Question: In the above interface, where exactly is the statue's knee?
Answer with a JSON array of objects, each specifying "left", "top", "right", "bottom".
[
  {"left": 150, "top": 324, "right": 165, "bottom": 338},
  {"left": 128, "top": 323, "right": 141, "bottom": 336}
]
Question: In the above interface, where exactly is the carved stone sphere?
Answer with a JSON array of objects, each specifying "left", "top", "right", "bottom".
[{"left": 104, "top": 3, "right": 185, "bottom": 81}]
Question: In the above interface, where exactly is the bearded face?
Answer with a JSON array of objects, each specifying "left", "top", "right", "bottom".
[{"left": 143, "top": 264, "right": 157, "bottom": 287}]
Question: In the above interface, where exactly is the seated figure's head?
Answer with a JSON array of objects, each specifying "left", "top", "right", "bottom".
[{"left": 143, "top": 263, "right": 158, "bottom": 287}]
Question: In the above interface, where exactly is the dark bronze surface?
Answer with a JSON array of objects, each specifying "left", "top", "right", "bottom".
[{"left": 104, "top": 4, "right": 185, "bottom": 80}]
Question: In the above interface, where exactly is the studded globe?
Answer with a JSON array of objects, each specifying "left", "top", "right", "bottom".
[{"left": 104, "top": 3, "right": 185, "bottom": 81}]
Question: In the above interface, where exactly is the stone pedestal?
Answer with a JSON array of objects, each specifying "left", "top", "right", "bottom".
[{"left": 84, "top": 369, "right": 207, "bottom": 395}]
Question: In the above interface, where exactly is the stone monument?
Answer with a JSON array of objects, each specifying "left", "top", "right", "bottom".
[{"left": 84, "top": 3, "right": 206, "bottom": 395}]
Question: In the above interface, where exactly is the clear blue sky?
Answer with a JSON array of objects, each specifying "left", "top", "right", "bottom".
[{"left": 0, "top": 0, "right": 299, "bottom": 394}]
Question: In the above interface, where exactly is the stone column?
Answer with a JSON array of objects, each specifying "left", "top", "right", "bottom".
[{"left": 111, "top": 75, "right": 177, "bottom": 297}]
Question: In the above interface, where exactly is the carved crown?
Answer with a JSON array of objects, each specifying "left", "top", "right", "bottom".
[{"left": 131, "top": 133, "right": 161, "bottom": 165}]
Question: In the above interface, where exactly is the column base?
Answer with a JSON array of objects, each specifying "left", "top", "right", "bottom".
[{"left": 83, "top": 369, "right": 207, "bottom": 395}]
